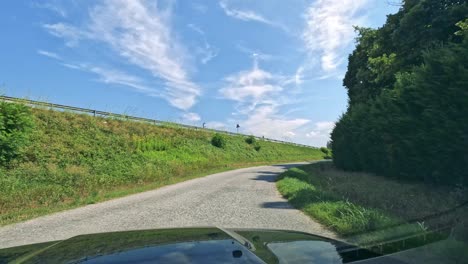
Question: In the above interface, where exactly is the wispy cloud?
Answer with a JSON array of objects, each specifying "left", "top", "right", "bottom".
[
  {"left": 200, "top": 47, "right": 218, "bottom": 64},
  {"left": 219, "top": 0, "right": 287, "bottom": 31},
  {"left": 294, "top": 66, "right": 304, "bottom": 86},
  {"left": 37, "top": 50, "right": 62, "bottom": 60},
  {"left": 43, "top": 0, "right": 201, "bottom": 110},
  {"left": 188, "top": 24, "right": 219, "bottom": 64},
  {"left": 62, "top": 62, "right": 158, "bottom": 95},
  {"left": 36, "top": 49, "right": 149, "bottom": 93},
  {"left": 236, "top": 44, "right": 275, "bottom": 62},
  {"left": 32, "top": 2, "right": 67, "bottom": 17},
  {"left": 303, "top": 0, "right": 369, "bottom": 72},
  {"left": 43, "top": 23, "right": 88, "bottom": 47},
  {"left": 187, "top": 23, "right": 205, "bottom": 35},
  {"left": 220, "top": 58, "right": 309, "bottom": 140}
]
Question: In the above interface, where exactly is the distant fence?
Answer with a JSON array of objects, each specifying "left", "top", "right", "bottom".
[{"left": 0, "top": 95, "right": 315, "bottom": 148}]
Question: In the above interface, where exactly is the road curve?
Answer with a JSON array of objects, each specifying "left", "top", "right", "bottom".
[{"left": 0, "top": 162, "right": 335, "bottom": 249}]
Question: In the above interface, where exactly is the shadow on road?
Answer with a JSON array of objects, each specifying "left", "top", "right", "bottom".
[
  {"left": 260, "top": 201, "right": 294, "bottom": 209},
  {"left": 251, "top": 163, "right": 307, "bottom": 182},
  {"left": 252, "top": 174, "right": 278, "bottom": 182},
  {"left": 271, "top": 163, "right": 308, "bottom": 170}
]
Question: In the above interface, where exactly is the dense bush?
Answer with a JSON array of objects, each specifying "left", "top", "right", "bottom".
[
  {"left": 0, "top": 102, "right": 34, "bottom": 166},
  {"left": 320, "top": 147, "right": 329, "bottom": 155},
  {"left": 331, "top": 1, "right": 468, "bottom": 185},
  {"left": 253, "top": 143, "right": 261, "bottom": 151},
  {"left": 245, "top": 135, "right": 256, "bottom": 145},
  {"left": 211, "top": 133, "right": 226, "bottom": 148}
]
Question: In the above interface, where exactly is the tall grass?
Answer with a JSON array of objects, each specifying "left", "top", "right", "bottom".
[
  {"left": 277, "top": 162, "right": 467, "bottom": 238},
  {"left": 0, "top": 106, "right": 324, "bottom": 225}
]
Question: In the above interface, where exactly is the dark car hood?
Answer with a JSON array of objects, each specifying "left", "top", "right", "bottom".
[{"left": 0, "top": 227, "right": 388, "bottom": 264}]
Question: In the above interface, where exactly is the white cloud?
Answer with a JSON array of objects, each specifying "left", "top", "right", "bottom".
[
  {"left": 303, "top": 0, "right": 369, "bottom": 72},
  {"left": 43, "top": 0, "right": 200, "bottom": 110},
  {"left": 316, "top": 121, "right": 335, "bottom": 131},
  {"left": 220, "top": 59, "right": 309, "bottom": 140},
  {"left": 37, "top": 50, "right": 61, "bottom": 60},
  {"left": 182, "top": 112, "right": 201, "bottom": 122},
  {"left": 305, "top": 121, "right": 335, "bottom": 140},
  {"left": 243, "top": 105, "right": 309, "bottom": 139},
  {"left": 219, "top": 0, "right": 286, "bottom": 31},
  {"left": 220, "top": 64, "right": 281, "bottom": 103}
]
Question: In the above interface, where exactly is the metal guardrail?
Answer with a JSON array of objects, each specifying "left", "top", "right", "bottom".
[{"left": 0, "top": 95, "right": 315, "bottom": 148}]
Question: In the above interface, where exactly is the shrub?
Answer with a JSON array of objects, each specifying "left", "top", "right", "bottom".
[
  {"left": 320, "top": 147, "right": 329, "bottom": 155},
  {"left": 245, "top": 135, "right": 256, "bottom": 145},
  {"left": 0, "top": 102, "right": 34, "bottom": 166},
  {"left": 211, "top": 133, "right": 226, "bottom": 148},
  {"left": 253, "top": 143, "right": 261, "bottom": 151}
]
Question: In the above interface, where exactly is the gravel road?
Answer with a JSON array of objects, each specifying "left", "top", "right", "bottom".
[{"left": 0, "top": 162, "right": 335, "bottom": 249}]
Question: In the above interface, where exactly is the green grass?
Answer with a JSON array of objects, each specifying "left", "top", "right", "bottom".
[
  {"left": 276, "top": 162, "right": 467, "bottom": 241},
  {"left": 0, "top": 106, "right": 325, "bottom": 226}
]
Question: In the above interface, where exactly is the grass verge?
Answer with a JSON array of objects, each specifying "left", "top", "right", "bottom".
[
  {"left": 276, "top": 162, "right": 467, "bottom": 244},
  {"left": 0, "top": 106, "right": 325, "bottom": 226}
]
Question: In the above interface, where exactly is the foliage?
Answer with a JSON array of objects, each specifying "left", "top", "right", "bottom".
[
  {"left": 245, "top": 135, "right": 256, "bottom": 145},
  {"left": 455, "top": 18, "right": 468, "bottom": 36},
  {"left": 0, "top": 102, "right": 34, "bottom": 166},
  {"left": 0, "top": 107, "right": 324, "bottom": 225},
  {"left": 332, "top": 0, "right": 468, "bottom": 185},
  {"left": 211, "top": 133, "right": 226, "bottom": 148}
]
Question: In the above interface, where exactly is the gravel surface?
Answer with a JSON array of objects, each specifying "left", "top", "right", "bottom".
[{"left": 0, "top": 162, "right": 335, "bottom": 249}]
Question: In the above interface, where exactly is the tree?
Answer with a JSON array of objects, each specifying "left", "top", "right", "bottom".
[{"left": 331, "top": 0, "right": 468, "bottom": 185}]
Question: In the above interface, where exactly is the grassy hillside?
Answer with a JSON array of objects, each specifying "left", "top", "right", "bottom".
[{"left": 0, "top": 104, "right": 324, "bottom": 225}]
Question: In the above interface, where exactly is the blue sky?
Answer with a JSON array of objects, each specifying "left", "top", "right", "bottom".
[{"left": 0, "top": 0, "right": 398, "bottom": 146}]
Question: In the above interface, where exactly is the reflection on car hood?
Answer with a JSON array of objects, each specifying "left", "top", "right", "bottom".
[{"left": 0, "top": 227, "right": 390, "bottom": 264}]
